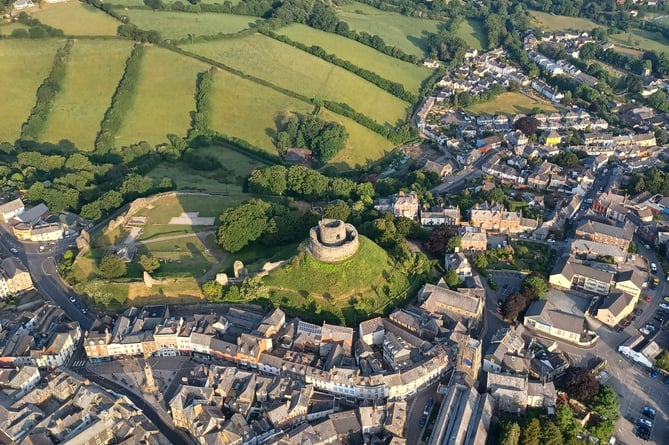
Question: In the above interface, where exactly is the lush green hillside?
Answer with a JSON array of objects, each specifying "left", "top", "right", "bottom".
[
  {"left": 263, "top": 236, "right": 411, "bottom": 324},
  {"left": 122, "top": 10, "right": 260, "bottom": 39},
  {"left": 30, "top": 2, "right": 121, "bottom": 35}
]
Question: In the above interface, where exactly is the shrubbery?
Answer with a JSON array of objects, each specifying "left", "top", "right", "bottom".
[
  {"left": 95, "top": 45, "right": 145, "bottom": 153},
  {"left": 20, "top": 40, "right": 73, "bottom": 140},
  {"left": 190, "top": 68, "right": 215, "bottom": 136}
]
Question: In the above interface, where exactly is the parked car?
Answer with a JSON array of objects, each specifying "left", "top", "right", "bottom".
[
  {"left": 9, "top": 247, "right": 17, "bottom": 254},
  {"left": 640, "top": 327, "right": 651, "bottom": 336},
  {"left": 419, "top": 414, "right": 428, "bottom": 428},
  {"left": 659, "top": 303, "right": 669, "bottom": 310},
  {"left": 651, "top": 263, "right": 658, "bottom": 273},
  {"left": 636, "top": 308, "right": 644, "bottom": 316},
  {"left": 645, "top": 295, "right": 653, "bottom": 303},
  {"left": 663, "top": 296, "right": 669, "bottom": 303},
  {"left": 638, "top": 418, "right": 653, "bottom": 428},
  {"left": 642, "top": 406, "right": 656, "bottom": 420},
  {"left": 664, "top": 375, "right": 669, "bottom": 384},
  {"left": 652, "top": 277, "right": 660, "bottom": 288},
  {"left": 649, "top": 369, "right": 659, "bottom": 379}
]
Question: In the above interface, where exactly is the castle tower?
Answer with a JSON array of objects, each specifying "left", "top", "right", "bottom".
[
  {"left": 142, "top": 361, "right": 159, "bottom": 393},
  {"left": 308, "top": 219, "right": 360, "bottom": 263}
]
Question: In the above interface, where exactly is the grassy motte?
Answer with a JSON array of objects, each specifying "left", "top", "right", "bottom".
[
  {"left": 262, "top": 236, "right": 411, "bottom": 324},
  {"left": 181, "top": 34, "right": 410, "bottom": 126}
]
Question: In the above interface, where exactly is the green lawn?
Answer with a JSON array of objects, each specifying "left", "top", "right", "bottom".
[
  {"left": 116, "top": 46, "right": 207, "bottom": 147},
  {"left": 135, "top": 236, "right": 218, "bottom": 278},
  {"left": 132, "top": 192, "right": 253, "bottom": 240},
  {"left": 277, "top": 23, "right": 431, "bottom": 93},
  {"left": 530, "top": 11, "right": 599, "bottom": 32},
  {"left": 609, "top": 29, "right": 669, "bottom": 55},
  {"left": 107, "top": 0, "right": 241, "bottom": 6},
  {"left": 182, "top": 34, "right": 410, "bottom": 126},
  {"left": 147, "top": 163, "right": 246, "bottom": 193},
  {"left": 456, "top": 19, "right": 485, "bottom": 51},
  {"left": 0, "top": 22, "right": 29, "bottom": 36},
  {"left": 122, "top": 10, "right": 260, "bottom": 39},
  {"left": 209, "top": 67, "right": 315, "bottom": 154},
  {"left": 40, "top": 40, "right": 132, "bottom": 151},
  {"left": 319, "top": 108, "right": 395, "bottom": 170},
  {"left": 0, "top": 39, "right": 62, "bottom": 142},
  {"left": 28, "top": 1, "right": 121, "bottom": 35},
  {"left": 465, "top": 92, "right": 559, "bottom": 115},
  {"left": 335, "top": 1, "right": 442, "bottom": 57}
]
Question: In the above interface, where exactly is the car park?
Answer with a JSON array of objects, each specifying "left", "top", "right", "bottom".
[
  {"left": 638, "top": 418, "right": 653, "bottom": 428},
  {"left": 642, "top": 406, "right": 656, "bottom": 420}
]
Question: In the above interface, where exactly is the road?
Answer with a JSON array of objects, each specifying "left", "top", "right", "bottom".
[{"left": 431, "top": 149, "right": 498, "bottom": 195}]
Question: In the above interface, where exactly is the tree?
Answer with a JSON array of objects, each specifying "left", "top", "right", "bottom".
[
  {"left": 541, "top": 421, "right": 564, "bottom": 445},
  {"left": 563, "top": 367, "right": 600, "bottom": 402},
  {"left": 322, "top": 201, "right": 351, "bottom": 222},
  {"left": 554, "top": 152, "right": 580, "bottom": 168},
  {"left": 217, "top": 199, "right": 271, "bottom": 252},
  {"left": 444, "top": 270, "right": 461, "bottom": 288},
  {"left": 555, "top": 404, "right": 581, "bottom": 439},
  {"left": 248, "top": 166, "right": 287, "bottom": 195},
  {"left": 523, "top": 275, "right": 548, "bottom": 299},
  {"left": 446, "top": 235, "right": 461, "bottom": 253},
  {"left": 202, "top": 280, "right": 223, "bottom": 300},
  {"left": 139, "top": 255, "right": 160, "bottom": 273},
  {"left": 98, "top": 255, "right": 127, "bottom": 279},
  {"left": 586, "top": 385, "right": 620, "bottom": 421},
  {"left": 80, "top": 201, "right": 102, "bottom": 221},
  {"left": 520, "top": 419, "right": 541, "bottom": 445},
  {"left": 655, "top": 349, "right": 669, "bottom": 371},
  {"left": 423, "top": 226, "right": 457, "bottom": 254},
  {"left": 499, "top": 421, "right": 521, "bottom": 445},
  {"left": 514, "top": 116, "right": 540, "bottom": 136},
  {"left": 474, "top": 253, "right": 488, "bottom": 270},
  {"left": 502, "top": 292, "right": 527, "bottom": 322}
]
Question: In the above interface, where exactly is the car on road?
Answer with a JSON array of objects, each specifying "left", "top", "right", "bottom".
[
  {"left": 644, "top": 244, "right": 651, "bottom": 249},
  {"left": 645, "top": 295, "right": 653, "bottom": 303},
  {"left": 642, "top": 406, "right": 656, "bottom": 420},
  {"left": 419, "top": 414, "right": 428, "bottom": 428},
  {"left": 640, "top": 327, "right": 651, "bottom": 335},
  {"left": 651, "top": 263, "right": 658, "bottom": 273},
  {"left": 616, "top": 326, "right": 624, "bottom": 332},
  {"left": 636, "top": 308, "right": 643, "bottom": 316},
  {"left": 659, "top": 303, "right": 669, "bottom": 310},
  {"left": 69, "top": 296, "right": 76, "bottom": 303},
  {"left": 664, "top": 297, "right": 669, "bottom": 303},
  {"left": 643, "top": 281, "right": 648, "bottom": 289},
  {"left": 652, "top": 277, "right": 660, "bottom": 288},
  {"left": 9, "top": 247, "right": 17, "bottom": 253},
  {"left": 649, "top": 368, "right": 659, "bottom": 379},
  {"left": 424, "top": 397, "right": 433, "bottom": 415}
]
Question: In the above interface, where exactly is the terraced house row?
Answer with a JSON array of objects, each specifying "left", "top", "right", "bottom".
[{"left": 84, "top": 305, "right": 453, "bottom": 401}]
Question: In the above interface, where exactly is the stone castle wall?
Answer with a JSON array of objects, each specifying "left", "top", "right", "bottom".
[{"left": 309, "top": 219, "right": 359, "bottom": 263}]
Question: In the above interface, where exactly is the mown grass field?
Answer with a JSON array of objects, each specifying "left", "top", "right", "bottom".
[
  {"left": 209, "top": 67, "right": 315, "bottom": 154},
  {"left": 457, "top": 19, "right": 486, "bottom": 51},
  {"left": 107, "top": 0, "right": 241, "bottom": 6},
  {"left": 335, "top": 1, "right": 442, "bottom": 57},
  {"left": 28, "top": 2, "right": 121, "bottom": 36},
  {"left": 277, "top": 23, "right": 431, "bottom": 93},
  {"left": 530, "top": 11, "right": 599, "bottom": 32},
  {"left": 0, "top": 39, "right": 62, "bottom": 142},
  {"left": 40, "top": 40, "right": 132, "bottom": 151},
  {"left": 319, "top": 108, "right": 394, "bottom": 170},
  {"left": 465, "top": 92, "right": 559, "bottom": 115},
  {"left": 116, "top": 47, "right": 207, "bottom": 147},
  {"left": 609, "top": 29, "right": 669, "bottom": 55},
  {"left": 123, "top": 10, "right": 260, "bottom": 39},
  {"left": 131, "top": 193, "right": 252, "bottom": 240},
  {"left": 135, "top": 236, "right": 219, "bottom": 278},
  {"left": 182, "top": 35, "right": 410, "bottom": 126},
  {"left": 0, "top": 22, "right": 29, "bottom": 36}
]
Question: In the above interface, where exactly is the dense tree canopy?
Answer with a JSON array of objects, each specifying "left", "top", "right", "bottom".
[
  {"left": 98, "top": 255, "right": 127, "bottom": 279},
  {"left": 563, "top": 367, "right": 600, "bottom": 402},
  {"left": 217, "top": 199, "right": 271, "bottom": 252},
  {"left": 276, "top": 114, "right": 348, "bottom": 164}
]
